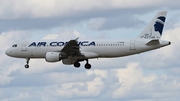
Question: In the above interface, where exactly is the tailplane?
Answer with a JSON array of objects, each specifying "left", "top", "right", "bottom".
[{"left": 138, "top": 11, "right": 167, "bottom": 39}]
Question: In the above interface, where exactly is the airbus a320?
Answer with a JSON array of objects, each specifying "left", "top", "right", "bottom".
[{"left": 5, "top": 11, "right": 171, "bottom": 69}]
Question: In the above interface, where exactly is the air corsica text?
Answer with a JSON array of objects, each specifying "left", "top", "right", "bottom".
[{"left": 29, "top": 41, "right": 96, "bottom": 47}]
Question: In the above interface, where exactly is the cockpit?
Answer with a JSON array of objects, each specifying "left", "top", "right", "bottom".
[{"left": 12, "top": 44, "right": 17, "bottom": 47}]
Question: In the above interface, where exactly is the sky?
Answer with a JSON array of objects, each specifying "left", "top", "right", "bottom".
[{"left": 0, "top": 0, "right": 180, "bottom": 101}]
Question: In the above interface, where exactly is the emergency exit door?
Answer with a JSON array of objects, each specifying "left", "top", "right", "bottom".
[
  {"left": 21, "top": 41, "right": 28, "bottom": 51},
  {"left": 130, "top": 40, "right": 136, "bottom": 50}
]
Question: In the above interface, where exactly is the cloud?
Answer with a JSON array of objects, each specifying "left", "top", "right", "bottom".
[
  {"left": 88, "top": 14, "right": 144, "bottom": 30},
  {"left": 0, "top": 0, "right": 179, "bottom": 19},
  {"left": 137, "top": 24, "right": 180, "bottom": 69},
  {"left": 0, "top": 0, "right": 147, "bottom": 19},
  {"left": 0, "top": 31, "right": 31, "bottom": 86},
  {"left": 54, "top": 30, "right": 87, "bottom": 40},
  {"left": 42, "top": 34, "right": 59, "bottom": 40},
  {"left": 1, "top": 55, "right": 180, "bottom": 101},
  {"left": 88, "top": 18, "right": 107, "bottom": 30},
  {"left": 0, "top": 0, "right": 180, "bottom": 32}
]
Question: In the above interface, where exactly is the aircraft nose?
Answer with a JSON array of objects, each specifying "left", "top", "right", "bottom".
[{"left": 5, "top": 48, "right": 11, "bottom": 56}]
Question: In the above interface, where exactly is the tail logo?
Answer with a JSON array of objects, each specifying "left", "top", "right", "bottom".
[
  {"left": 154, "top": 16, "right": 166, "bottom": 35},
  {"left": 139, "top": 11, "right": 167, "bottom": 39}
]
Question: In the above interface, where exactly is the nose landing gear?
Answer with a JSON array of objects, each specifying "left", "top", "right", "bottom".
[{"left": 25, "top": 58, "right": 30, "bottom": 68}]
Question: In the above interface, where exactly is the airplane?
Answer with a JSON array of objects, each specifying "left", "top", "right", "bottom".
[{"left": 5, "top": 11, "right": 171, "bottom": 69}]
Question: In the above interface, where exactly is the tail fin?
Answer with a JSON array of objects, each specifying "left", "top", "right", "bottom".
[{"left": 138, "top": 11, "right": 167, "bottom": 39}]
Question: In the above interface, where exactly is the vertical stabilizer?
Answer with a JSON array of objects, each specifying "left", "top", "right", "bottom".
[{"left": 138, "top": 11, "right": 167, "bottom": 39}]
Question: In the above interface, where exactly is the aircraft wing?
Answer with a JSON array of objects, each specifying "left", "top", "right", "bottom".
[
  {"left": 61, "top": 38, "right": 81, "bottom": 55},
  {"left": 60, "top": 38, "right": 98, "bottom": 59}
]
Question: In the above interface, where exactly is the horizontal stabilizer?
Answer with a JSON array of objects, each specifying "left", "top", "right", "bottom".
[{"left": 146, "top": 39, "right": 160, "bottom": 45}]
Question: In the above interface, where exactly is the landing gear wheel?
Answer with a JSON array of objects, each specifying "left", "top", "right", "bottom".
[
  {"left": 74, "top": 62, "right": 80, "bottom": 68},
  {"left": 25, "top": 64, "right": 29, "bottom": 68},
  {"left": 25, "top": 58, "right": 30, "bottom": 69},
  {"left": 85, "top": 63, "right": 91, "bottom": 69}
]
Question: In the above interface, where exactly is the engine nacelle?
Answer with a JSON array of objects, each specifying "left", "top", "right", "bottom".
[{"left": 45, "top": 52, "right": 61, "bottom": 62}]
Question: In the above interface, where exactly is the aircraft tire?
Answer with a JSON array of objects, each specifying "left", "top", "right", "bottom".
[
  {"left": 25, "top": 64, "right": 29, "bottom": 68},
  {"left": 85, "top": 63, "right": 91, "bottom": 69},
  {"left": 74, "top": 62, "right": 80, "bottom": 68}
]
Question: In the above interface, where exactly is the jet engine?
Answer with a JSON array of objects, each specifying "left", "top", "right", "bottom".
[{"left": 45, "top": 52, "right": 61, "bottom": 62}]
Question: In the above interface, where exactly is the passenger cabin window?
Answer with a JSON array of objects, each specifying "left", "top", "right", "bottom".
[{"left": 12, "top": 44, "right": 17, "bottom": 47}]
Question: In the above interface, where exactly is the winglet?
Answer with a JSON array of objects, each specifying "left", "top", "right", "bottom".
[{"left": 74, "top": 37, "right": 79, "bottom": 42}]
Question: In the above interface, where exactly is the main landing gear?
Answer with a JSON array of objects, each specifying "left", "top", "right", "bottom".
[
  {"left": 74, "top": 61, "right": 80, "bottom": 68},
  {"left": 25, "top": 58, "right": 30, "bottom": 68},
  {"left": 73, "top": 59, "right": 91, "bottom": 69},
  {"left": 85, "top": 59, "right": 91, "bottom": 69}
]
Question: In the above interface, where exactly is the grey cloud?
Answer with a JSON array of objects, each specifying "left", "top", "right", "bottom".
[
  {"left": 1, "top": 74, "right": 50, "bottom": 87},
  {"left": 165, "top": 12, "right": 180, "bottom": 29},
  {"left": 0, "top": 8, "right": 164, "bottom": 33},
  {"left": 93, "top": 14, "right": 145, "bottom": 30},
  {"left": 138, "top": 26, "right": 180, "bottom": 69},
  {"left": 0, "top": 0, "right": 180, "bottom": 33},
  {"left": 2, "top": 65, "right": 180, "bottom": 101}
]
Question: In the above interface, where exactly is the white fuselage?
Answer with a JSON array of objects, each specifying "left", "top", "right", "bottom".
[{"left": 5, "top": 39, "right": 170, "bottom": 59}]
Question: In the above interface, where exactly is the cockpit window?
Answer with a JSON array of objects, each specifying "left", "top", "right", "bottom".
[{"left": 12, "top": 44, "right": 17, "bottom": 47}]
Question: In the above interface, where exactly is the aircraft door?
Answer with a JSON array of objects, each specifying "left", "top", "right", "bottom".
[
  {"left": 21, "top": 41, "right": 28, "bottom": 51},
  {"left": 130, "top": 40, "right": 136, "bottom": 50}
]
